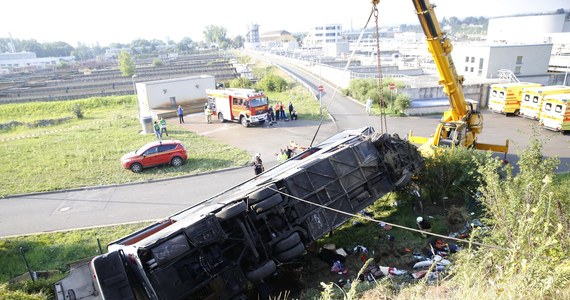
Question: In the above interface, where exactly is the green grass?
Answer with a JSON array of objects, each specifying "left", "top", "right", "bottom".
[
  {"left": 0, "top": 222, "right": 151, "bottom": 283},
  {"left": 0, "top": 96, "right": 250, "bottom": 197}
]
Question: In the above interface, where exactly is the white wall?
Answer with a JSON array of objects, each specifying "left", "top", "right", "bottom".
[
  {"left": 453, "top": 46, "right": 491, "bottom": 78},
  {"left": 452, "top": 44, "right": 552, "bottom": 78},
  {"left": 487, "top": 44, "right": 552, "bottom": 77},
  {"left": 488, "top": 14, "right": 566, "bottom": 43},
  {"left": 136, "top": 75, "right": 215, "bottom": 117}
]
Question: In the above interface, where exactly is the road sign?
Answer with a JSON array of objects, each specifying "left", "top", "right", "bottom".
[
  {"left": 389, "top": 83, "right": 396, "bottom": 90},
  {"left": 318, "top": 85, "right": 324, "bottom": 92}
]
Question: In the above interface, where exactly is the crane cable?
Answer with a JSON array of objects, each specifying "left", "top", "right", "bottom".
[
  {"left": 373, "top": 3, "right": 388, "bottom": 134},
  {"left": 268, "top": 186, "right": 508, "bottom": 251},
  {"left": 310, "top": 4, "right": 378, "bottom": 147}
]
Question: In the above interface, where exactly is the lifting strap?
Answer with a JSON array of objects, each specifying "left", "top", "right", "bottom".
[{"left": 373, "top": 3, "right": 388, "bottom": 134}]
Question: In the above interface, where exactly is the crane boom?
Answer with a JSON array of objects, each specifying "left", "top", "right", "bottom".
[
  {"left": 406, "top": 0, "right": 508, "bottom": 155},
  {"left": 412, "top": 0, "right": 466, "bottom": 120}
]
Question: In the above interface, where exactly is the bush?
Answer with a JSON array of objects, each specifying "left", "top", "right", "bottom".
[
  {"left": 0, "top": 283, "right": 47, "bottom": 300},
  {"left": 228, "top": 77, "right": 252, "bottom": 89},
  {"left": 394, "top": 93, "right": 411, "bottom": 114},
  {"left": 445, "top": 137, "right": 570, "bottom": 299},
  {"left": 415, "top": 147, "right": 486, "bottom": 208},
  {"left": 256, "top": 74, "right": 287, "bottom": 92},
  {"left": 72, "top": 104, "right": 83, "bottom": 119},
  {"left": 152, "top": 59, "right": 163, "bottom": 67}
]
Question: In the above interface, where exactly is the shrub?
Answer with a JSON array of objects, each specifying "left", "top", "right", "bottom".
[
  {"left": 445, "top": 137, "right": 570, "bottom": 299},
  {"left": 228, "top": 77, "right": 252, "bottom": 89},
  {"left": 152, "top": 58, "right": 163, "bottom": 67},
  {"left": 415, "top": 147, "right": 486, "bottom": 208},
  {"left": 394, "top": 93, "right": 411, "bottom": 114},
  {"left": 256, "top": 74, "right": 287, "bottom": 92},
  {"left": 72, "top": 104, "right": 83, "bottom": 119}
]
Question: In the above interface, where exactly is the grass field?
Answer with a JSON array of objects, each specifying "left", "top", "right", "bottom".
[
  {"left": 0, "top": 222, "right": 151, "bottom": 283},
  {"left": 0, "top": 96, "right": 250, "bottom": 197}
]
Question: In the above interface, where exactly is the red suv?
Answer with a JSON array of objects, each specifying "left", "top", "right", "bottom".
[{"left": 121, "top": 140, "right": 187, "bottom": 173}]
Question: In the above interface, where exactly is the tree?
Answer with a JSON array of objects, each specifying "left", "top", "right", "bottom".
[
  {"left": 176, "top": 37, "right": 195, "bottom": 53},
  {"left": 416, "top": 147, "right": 486, "bottom": 208},
  {"left": 152, "top": 58, "right": 163, "bottom": 67},
  {"left": 118, "top": 50, "right": 135, "bottom": 77},
  {"left": 230, "top": 35, "right": 245, "bottom": 49},
  {"left": 203, "top": 25, "right": 229, "bottom": 48},
  {"left": 71, "top": 43, "right": 95, "bottom": 61},
  {"left": 394, "top": 93, "right": 411, "bottom": 114}
]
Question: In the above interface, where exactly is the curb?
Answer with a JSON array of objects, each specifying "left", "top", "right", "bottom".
[{"left": 3, "top": 165, "right": 248, "bottom": 199}]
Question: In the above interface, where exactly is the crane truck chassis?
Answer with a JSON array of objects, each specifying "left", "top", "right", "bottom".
[{"left": 54, "top": 127, "right": 423, "bottom": 300}]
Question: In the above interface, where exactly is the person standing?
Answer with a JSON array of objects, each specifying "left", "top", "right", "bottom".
[
  {"left": 159, "top": 117, "right": 168, "bottom": 137},
  {"left": 365, "top": 98, "right": 372, "bottom": 115},
  {"left": 153, "top": 121, "right": 162, "bottom": 141},
  {"left": 279, "top": 102, "right": 287, "bottom": 120},
  {"left": 204, "top": 103, "right": 213, "bottom": 124},
  {"left": 253, "top": 153, "right": 264, "bottom": 175},
  {"left": 288, "top": 101, "right": 294, "bottom": 119},
  {"left": 274, "top": 103, "right": 281, "bottom": 121},
  {"left": 177, "top": 105, "right": 185, "bottom": 124},
  {"left": 267, "top": 106, "right": 275, "bottom": 125}
]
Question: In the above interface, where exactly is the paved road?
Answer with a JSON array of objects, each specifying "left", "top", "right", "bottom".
[{"left": 1, "top": 59, "right": 569, "bottom": 237}]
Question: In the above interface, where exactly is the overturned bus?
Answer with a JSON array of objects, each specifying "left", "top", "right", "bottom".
[{"left": 55, "top": 127, "right": 423, "bottom": 300}]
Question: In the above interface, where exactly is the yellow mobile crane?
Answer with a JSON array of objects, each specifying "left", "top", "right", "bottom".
[{"left": 403, "top": 0, "right": 509, "bottom": 155}]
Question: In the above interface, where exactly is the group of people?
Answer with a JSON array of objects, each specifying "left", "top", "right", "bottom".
[
  {"left": 276, "top": 140, "right": 306, "bottom": 162},
  {"left": 153, "top": 117, "right": 169, "bottom": 141},
  {"left": 266, "top": 101, "right": 297, "bottom": 125}
]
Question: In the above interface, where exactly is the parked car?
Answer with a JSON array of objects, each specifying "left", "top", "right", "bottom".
[{"left": 121, "top": 140, "right": 187, "bottom": 173}]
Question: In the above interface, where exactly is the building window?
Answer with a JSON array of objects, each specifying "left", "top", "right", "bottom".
[
  {"left": 515, "top": 66, "right": 522, "bottom": 74},
  {"left": 516, "top": 56, "right": 523, "bottom": 64},
  {"left": 465, "top": 56, "right": 469, "bottom": 62},
  {"left": 479, "top": 58, "right": 484, "bottom": 69},
  {"left": 470, "top": 67, "right": 474, "bottom": 72},
  {"left": 465, "top": 66, "right": 469, "bottom": 71},
  {"left": 470, "top": 57, "right": 475, "bottom": 63}
]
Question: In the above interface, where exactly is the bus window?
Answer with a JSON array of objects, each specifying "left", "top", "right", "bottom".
[
  {"left": 244, "top": 100, "right": 249, "bottom": 109},
  {"left": 239, "top": 99, "right": 243, "bottom": 106},
  {"left": 532, "top": 96, "right": 539, "bottom": 103},
  {"left": 555, "top": 105, "right": 563, "bottom": 113},
  {"left": 545, "top": 103, "right": 552, "bottom": 111},
  {"left": 233, "top": 98, "right": 238, "bottom": 105}
]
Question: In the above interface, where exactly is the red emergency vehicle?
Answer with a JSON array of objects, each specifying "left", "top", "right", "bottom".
[{"left": 206, "top": 88, "right": 268, "bottom": 127}]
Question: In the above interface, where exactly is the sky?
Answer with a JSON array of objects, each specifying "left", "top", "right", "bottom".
[{"left": 1, "top": 0, "right": 569, "bottom": 47}]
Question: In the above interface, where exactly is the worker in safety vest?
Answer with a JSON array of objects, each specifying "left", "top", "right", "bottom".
[{"left": 204, "top": 103, "right": 213, "bottom": 124}]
